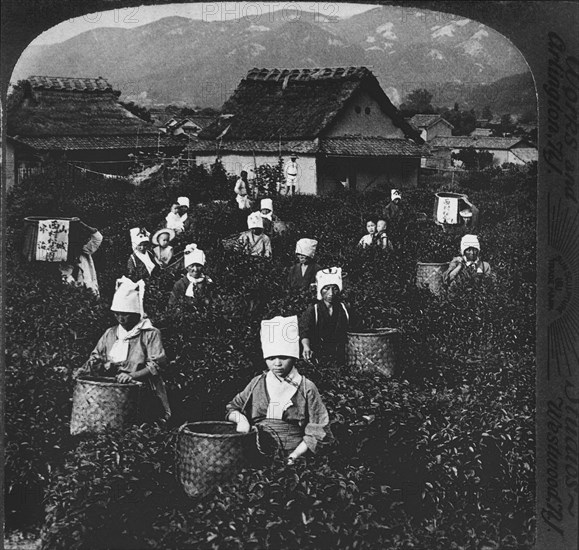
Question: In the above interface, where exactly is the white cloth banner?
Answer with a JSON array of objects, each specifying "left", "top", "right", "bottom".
[
  {"left": 436, "top": 197, "right": 459, "bottom": 224},
  {"left": 36, "top": 219, "right": 70, "bottom": 262}
]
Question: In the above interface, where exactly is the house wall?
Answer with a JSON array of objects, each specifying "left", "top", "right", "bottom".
[
  {"left": 195, "top": 153, "right": 318, "bottom": 194},
  {"left": 317, "top": 157, "right": 419, "bottom": 194},
  {"left": 426, "top": 121, "right": 453, "bottom": 141},
  {"left": 324, "top": 91, "right": 406, "bottom": 138}
]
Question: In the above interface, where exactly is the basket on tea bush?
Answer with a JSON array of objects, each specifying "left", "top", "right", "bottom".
[
  {"left": 70, "top": 377, "right": 143, "bottom": 436},
  {"left": 416, "top": 262, "right": 449, "bottom": 295},
  {"left": 346, "top": 328, "right": 399, "bottom": 377},
  {"left": 176, "top": 421, "right": 257, "bottom": 498}
]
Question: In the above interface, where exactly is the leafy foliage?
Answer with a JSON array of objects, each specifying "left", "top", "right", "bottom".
[{"left": 5, "top": 164, "right": 536, "bottom": 548}]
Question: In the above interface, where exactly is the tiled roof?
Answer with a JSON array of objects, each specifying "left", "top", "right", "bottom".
[
  {"left": 409, "top": 114, "right": 452, "bottom": 129},
  {"left": 429, "top": 136, "right": 529, "bottom": 150},
  {"left": 187, "top": 139, "right": 318, "bottom": 155},
  {"left": 11, "top": 134, "right": 185, "bottom": 151},
  {"left": 319, "top": 137, "right": 427, "bottom": 157},
  {"left": 199, "top": 66, "right": 420, "bottom": 143},
  {"left": 511, "top": 148, "right": 538, "bottom": 163},
  {"left": 27, "top": 76, "right": 115, "bottom": 93},
  {"left": 187, "top": 136, "right": 426, "bottom": 157}
]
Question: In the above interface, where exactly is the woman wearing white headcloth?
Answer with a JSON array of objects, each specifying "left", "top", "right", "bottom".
[
  {"left": 127, "top": 227, "right": 160, "bottom": 282},
  {"left": 226, "top": 315, "right": 332, "bottom": 464},
  {"left": 287, "top": 238, "right": 322, "bottom": 291},
  {"left": 168, "top": 243, "right": 214, "bottom": 307},
  {"left": 74, "top": 276, "right": 171, "bottom": 420},
  {"left": 299, "top": 267, "right": 358, "bottom": 365},
  {"left": 442, "top": 234, "right": 492, "bottom": 287},
  {"left": 237, "top": 212, "right": 272, "bottom": 258}
]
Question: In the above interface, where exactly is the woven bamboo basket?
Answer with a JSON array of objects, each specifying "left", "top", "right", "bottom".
[
  {"left": 176, "top": 421, "right": 257, "bottom": 498},
  {"left": 221, "top": 233, "right": 241, "bottom": 251},
  {"left": 416, "top": 262, "right": 449, "bottom": 295},
  {"left": 346, "top": 328, "right": 399, "bottom": 378},
  {"left": 70, "top": 377, "right": 143, "bottom": 436}
]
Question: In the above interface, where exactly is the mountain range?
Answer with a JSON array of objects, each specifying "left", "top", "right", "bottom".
[{"left": 12, "top": 5, "right": 534, "bottom": 115}]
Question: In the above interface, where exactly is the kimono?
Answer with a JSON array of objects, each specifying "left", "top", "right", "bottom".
[
  {"left": 76, "top": 319, "right": 171, "bottom": 420},
  {"left": 442, "top": 256, "right": 492, "bottom": 286},
  {"left": 358, "top": 234, "right": 375, "bottom": 248},
  {"left": 299, "top": 301, "right": 357, "bottom": 364},
  {"left": 234, "top": 178, "right": 252, "bottom": 210},
  {"left": 60, "top": 230, "right": 103, "bottom": 296},
  {"left": 382, "top": 201, "right": 405, "bottom": 227},
  {"left": 153, "top": 245, "right": 173, "bottom": 267},
  {"left": 287, "top": 262, "right": 322, "bottom": 291},
  {"left": 168, "top": 274, "right": 214, "bottom": 307},
  {"left": 237, "top": 231, "right": 272, "bottom": 258},
  {"left": 375, "top": 231, "right": 394, "bottom": 251},
  {"left": 127, "top": 251, "right": 159, "bottom": 281},
  {"left": 226, "top": 371, "right": 331, "bottom": 454}
]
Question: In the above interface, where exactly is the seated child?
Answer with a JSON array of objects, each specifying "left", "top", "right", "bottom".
[
  {"left": 151, "top": 228, "right": 175, "bottom": 268},
  {"left": 226, "top": 315, "right": 332, "bottom": 464},
  {"left": 375, "top": 219, "right": 393, "bottom": 251},
  {"left": 357, "top": 220, "right": 377, "bottom": 248}
]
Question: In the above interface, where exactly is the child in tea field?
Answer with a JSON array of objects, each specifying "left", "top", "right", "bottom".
[
  {"left": 127, "top": 227, "right": 160, "bottom": 282},
  {"left": 442, "top": 234, "right": 492, "bottom": 287},
  {"left": 168, "top": 243, "right": 214, "bottom": 307},
  {"left": 287, "top": 238, "right": 322, "bottom": 292},
  {"left": 375, "top": 219, "right": 394, "bottom": 251},
  {"left": 226, "top": 315, "right": 332, "bottom": 464},
  {"left": 165, "top": 203, "right": 183, "bottom": 233},
  {"left": 151, "top": 228, "right": 175, "bottom": 268},
  {"left": 299, "top": 267, "right": 358, "bottom": 366},
  {"left": 237, "top": 212, "right": 272, "bottom": 258},
  {"left": 358, "top": 220, "right": 377, "bottom": 248},
  {"left": 74, "top": 276, "right": 171, "bottom": 420}
]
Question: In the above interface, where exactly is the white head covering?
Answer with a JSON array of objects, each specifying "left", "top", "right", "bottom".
[
  {"left": 295, "top": 238, "right": 317, "bottom": 258},
  {"left": 260, "top": 198, "right": 273, "bottom": 212},
  {"left": 130, "top": 227, "right": 150, "bottom": 249},
  {"left": 247, "top": 212, "right": 264, "bottom": 229},
  {"left": 391, "top": 189, "right": 402, "bottom": 201},
  {"left": 316, "top": 267, "right": 343, "bottom": 300},
  {"left": 459, "top": 208, "right": 473, "bottom": 218},
  {"left": 110, "top": 276, "right": 145, "bottom": 317},
  {"left": 261, "top": 315, "right": 300, "bottom": 359},
  {"left": 177, "top": 196, "right": 190, "bottom": 208},
  {"left": 184, "top": 243, "right": 206, "bottom": 267},
  {"left": 461, "top": 234, "right": 480, "bottom": 255}
]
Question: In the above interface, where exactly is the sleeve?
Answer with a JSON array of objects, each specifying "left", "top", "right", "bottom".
[
  {"left": 168, "top": 279, "right": 182, "bottom": 307},
  {"left": 82, "top": 230, "right": 103, "bottom": 255},
  {"left": 264, "top": 236, "right": 272, "bottom": 258},
  {"left": 299, "top": 305, "right": 316, "bottom": 341},
  {"left": 75, "top": 330, "right": 110, "bottom": 377},
  {"left": 302, "top": 381, "right": 333, "bottom": 453},
  {"left": 442, "top": 257, "right": 463, "bottom": 284},
  {"left": 142, "top": 328, "right": 168, "bottom": 377},
  {"left": 225, "top": 376, "right": 261, "bottom": 420},
  {"left": 127, "top": 255, "right": 136, "bottom": 280}
]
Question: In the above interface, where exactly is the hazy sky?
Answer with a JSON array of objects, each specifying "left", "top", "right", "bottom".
[{"left": 31, "top": 2, "right": 378, "bottom": 45}]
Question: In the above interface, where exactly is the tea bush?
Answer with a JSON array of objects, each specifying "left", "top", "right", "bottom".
[{"left": 5, "top": 164, "right": 536, "bottom": 548}]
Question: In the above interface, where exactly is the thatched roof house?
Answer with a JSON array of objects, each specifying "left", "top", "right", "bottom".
[
  {"left": 190, "top": 66, "right": 427, "bottom": 194},
  {"left": 6, "top": 76, "right": 185, "bottom": 188}
]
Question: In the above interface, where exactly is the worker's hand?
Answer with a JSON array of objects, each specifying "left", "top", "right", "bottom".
[
  {"left": 70, "top": 217, "right": 81, "bottom": 222},
  {"left": 116, "top": 372, "right": 133, "bottom": 384},
  {"left": 235, "top": 417, "right": 251, "bottom": 433},
  {"left": 302, "top": 346, "right": 314, "bottom": 362}
]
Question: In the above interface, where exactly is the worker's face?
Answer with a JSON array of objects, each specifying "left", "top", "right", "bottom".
[
  {"left": 393, "top": 198, "right": 401, "bottom": 204},
  {"left": 296, "top": 253, "right": 309, "bottom": 265},
  {"left": 366, "top": 221, "right": 377, "bottom": 234},
  {"left": 113, "top": 311, "right": 140, "bottom": 331},
  {"left": 171, "top": 204, "right": 179, "bottom": 214},
  {"left": 252, "top": 228, "right": 263, "bottom": 235},
  {"left": 186, "top": 263, "right": 203, "bottom": 277},
  {"left": 136, "top": 242, "right": 148, "bottom": 253},
  {"left": 321, "top": 284, "right": 340, "bottom": 303},
  {"left": 178, "top": 205, "right": 188, "bottom": 216},
  {"left": 261, "top": 209, "right": 271, "bottom": 216},
  {"left": 157, "top": 233, "right": 170, "bottom": 247},
  {"left": 376, "top": 220, "right": 387, "bottom": 233},
  {"left": 464, "top": 247, "right": 479, "bottom": 262},
  {"left": 265, "top": 356, "right": 296, "bottom": 378}
]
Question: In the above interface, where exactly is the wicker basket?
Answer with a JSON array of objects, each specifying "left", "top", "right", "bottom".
[
  {"left": 346, "top": 328, "right": 399, "bottom": 378},
  {"left": 70, "top": 377, "right": 142, "bottom": 436},
  {"left": 221, "top": 233, "right": 241, "bottom": 251},
  {"left": 416, "top": 262, "right": 449, "bottom": 295},
  {"left": 176, "top": 421, "right": 257, "bottom": 498}
]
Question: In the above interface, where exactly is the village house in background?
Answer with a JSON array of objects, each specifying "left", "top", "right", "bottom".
[
  {"left": 6, "top": 76, "right": 186, "bottom": 189},
  {"left": 426, "top": 135, "right": 538, "bottom": 169},
  {"left": 189, "top": 66, "right": 427, "bottom": 194},
  {"left": 407, "top": 114, "right": 454, "bottom": 142}
]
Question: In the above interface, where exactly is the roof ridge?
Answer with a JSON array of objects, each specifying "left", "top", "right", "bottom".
[{"left": 245, "top": 66, "right": 374, "bottom": 82}]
